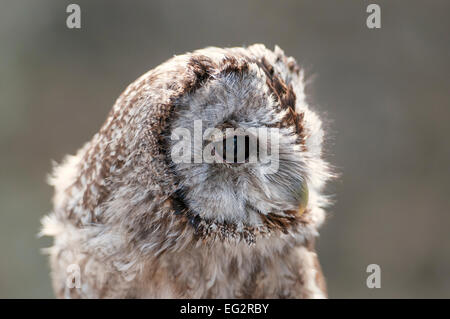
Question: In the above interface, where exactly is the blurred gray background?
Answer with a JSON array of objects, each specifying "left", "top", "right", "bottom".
[{"left": 0, "top": 0, "right": 449, "bottom": 298}]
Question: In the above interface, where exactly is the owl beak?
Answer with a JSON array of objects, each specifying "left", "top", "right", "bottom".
[{"left": 296, "top": 182, "right": 309, "bottom": 216}]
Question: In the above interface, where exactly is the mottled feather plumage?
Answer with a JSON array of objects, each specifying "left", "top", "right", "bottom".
[{"left": 42, "top": 44, "right": 333, "bottom": 298}]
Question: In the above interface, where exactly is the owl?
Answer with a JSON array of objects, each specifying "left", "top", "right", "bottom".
[{"left": 41, "top": 44, "right": 333, "bottom": 298}]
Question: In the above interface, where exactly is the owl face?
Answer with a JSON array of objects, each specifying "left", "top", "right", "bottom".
[{"left": 167, "top": 52, "right": 326, "bottom": 235}]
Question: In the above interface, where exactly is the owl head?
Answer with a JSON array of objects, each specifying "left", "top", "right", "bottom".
[{"left": 46, "top": 44, "right": 333, "bottom": 254}]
